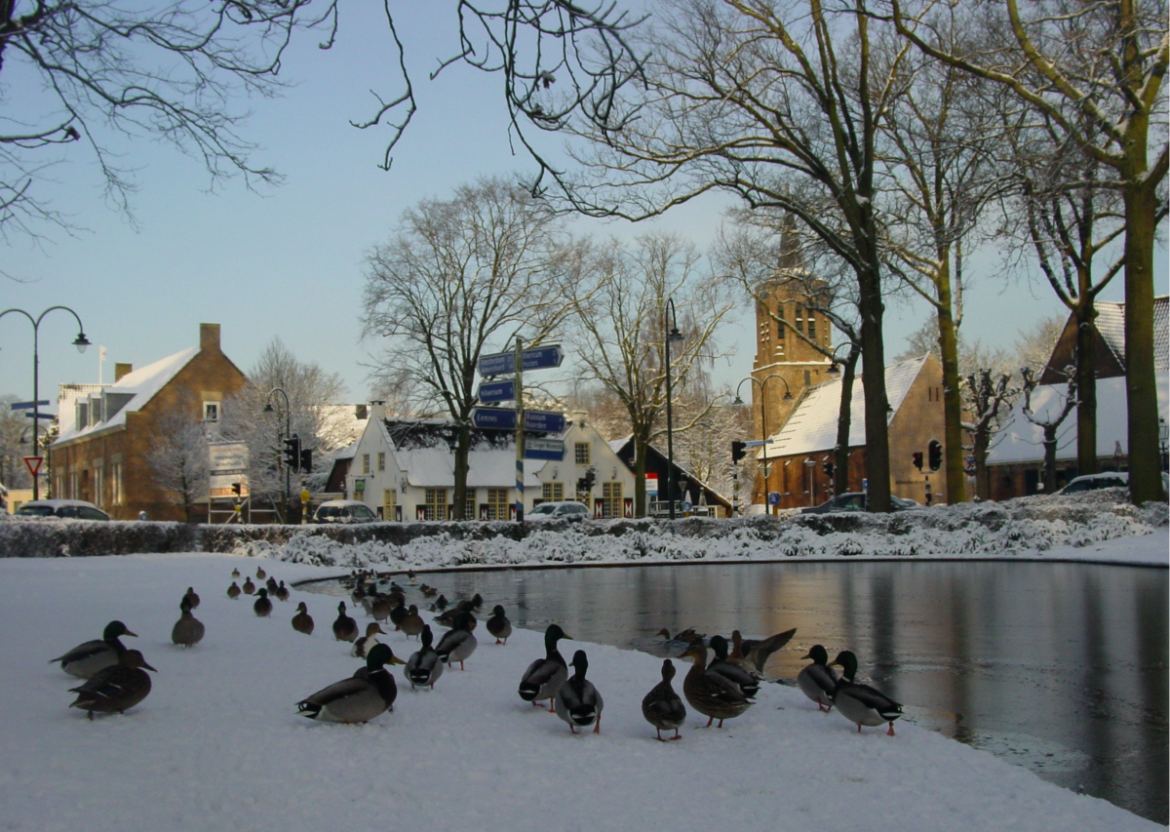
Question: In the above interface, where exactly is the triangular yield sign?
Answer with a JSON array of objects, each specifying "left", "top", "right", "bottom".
[{"left": 24, "top": 456, "right": 43, "bottom": 477}]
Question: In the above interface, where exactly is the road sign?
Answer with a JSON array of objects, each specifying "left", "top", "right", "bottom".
[
  {"left": 522, "top": 410, "right": 566, "bottom": 433},
  {"left": 24, "top": 412, "right": 55, "bottom": 420},
  {"left": 477, "top": 379, "right": 516, "bottom": 404},
  {"left": 477, "top": 344, "right": 564, "bottom": 377},
  {"left": 209, "top": 474, "right": 249, "bottom": 499},
  {"left": 208, "top": 442, "right": 249, "bottom": 475},
  {"left": 471, "top": 407, "right": 518, "bottom": 430},
  {"left": 524, "top": 438, "right": 565, "bottom": 461},
  {"left": 767, "top": 491, "right": 781, "bottom": 506},
  {"left": 24, "top": 457, "right": 43, "bottom": 477},
  {"left": 10, "top": 400, "right": 49, "bottom": 410},
  {"left": 743, "top": 439, "right": 773, "bottom": 447},
  {"left": 646, "top": 473, "right": 658, "bottom": 495}
]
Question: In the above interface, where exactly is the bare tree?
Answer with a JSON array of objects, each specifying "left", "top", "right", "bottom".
[
  {"left": 0, "top": 393, "right": 35, "bottom": 488},
  {"left": 361, "top": 177, "right": 580, "bottom": 519},
  {"left": 892, "top": 0, "right": 1168, "bottom": 502},
  {"left": 1021, "top": 364, "right": 1079, "bottom": 493},
  {"left": 962, "top": 369, "right": 1018, "bottom": 499},
  {"left": 146, "top": 398, "right": 209, "bottom": 523},
  {"left": 1013, "top": 315, "right": 1065, "bottom": 374},
  {"left": 570, "top": 233, "right": 734, "bottom": 516}
]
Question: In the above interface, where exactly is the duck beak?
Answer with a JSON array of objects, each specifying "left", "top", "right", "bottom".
[
  {"left": 124, "top": 629, "right": 139, "bottom": 638},
  {"left": 143, "top": 661, "right": 158, "bottom": 672},
  {"left": 389, "top": 656, "right": 406, "bottom": 665},
  {"left": 800, "top": 652, "right": 812, "bottom": 660}
]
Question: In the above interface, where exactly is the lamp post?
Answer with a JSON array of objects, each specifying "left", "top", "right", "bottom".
[
  {"left": 734, "top": 374, "right": 793, "bottom": 515},
  {"left": 0, "top": 306, "right": 90, "bottom": 500},
  {"left": 664, "top": 298, "right": 686, "bottom": 520},
  {"left": 264, "top": 387, "right": 292, "bottom": 522}
]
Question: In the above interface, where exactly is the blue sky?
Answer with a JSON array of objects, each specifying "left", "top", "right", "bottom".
[{"left": 2, "top": 4, "right": 1165, "bottom": 416}]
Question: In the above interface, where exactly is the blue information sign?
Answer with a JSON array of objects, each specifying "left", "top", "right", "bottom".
[
  {"left": 522, "top": 410, "right": 566, "bottom": 433},
  {"left": 767, "top": 491, "right": 781, "bottom": 506},
  {"left": 471, "top": 408, "right": 518, "bottom": 430},
  {"left": 524, "top": 438, "right": 565, "bottom": 461},
  {"left": 477, "top": 379, "right": 516, "bottom": 404},
  {"left": 10, "top": 400, "right": 50, "bottom": 410},
  {"left": 477, "top": 345, "right": 564, "bottom": 377}
]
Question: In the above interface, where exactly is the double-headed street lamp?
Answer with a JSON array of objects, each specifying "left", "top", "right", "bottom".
[
  {"left": 0, "top": 306, "right": 90, "bottom": 500},
  {"left": 263, "top": 387, "right": 292, "bottom": 522},
  {"left": 734, "top": 374, "right": 793, "bottom": 514},
  {"left": 664, "top": 298, "right": 687, "bottom": 520}
]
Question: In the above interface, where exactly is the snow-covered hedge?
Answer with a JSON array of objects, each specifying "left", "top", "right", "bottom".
[{"left": 2, "top": 489, "right": 1163, "bottom": 566}]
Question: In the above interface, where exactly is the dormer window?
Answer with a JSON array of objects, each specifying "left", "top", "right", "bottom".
[{"left": 203, "top": 402, "right": 220, "bottom": 422}]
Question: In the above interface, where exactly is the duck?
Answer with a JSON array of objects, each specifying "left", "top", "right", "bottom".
[
  {"left": 370, "top": 594, "right": 393, "bottom": 624},
  {"left": 256, "top": 566, "right": 267, "bottom": 580},
  {"left": 434, "top": 611, "right": 478, "bottom": 670},
  {"left": 420, "top": 584, "right": 438, "bottom": 598},
  {"left": 253, "top": 587, "right": 274, "bottom": 618},
  {"left": 351, "top": 582, "right": 367, "bottom": 607},
  {"left": 486, "top": 605, "right": 512, "bottom": 645},
  {"left": 470, "top": 592, "right": 485, "bottom": 611},
  {"left": 292, "top": 601, "right": 315, "bottom": 635},
  {"left": 171, "top": 597, "right": 205, "bottom": 647},
  {"left": 400, "top": 605, "right": 425, "bottom": 639},
  {"left": 242, "top": 577, "right": 256, "bottom": 595},
  {"left": 266, "top": 576, "right": 279, "bottom": 595},
  {"left": 730, "top": 627, "right": 796, "bottom": 674},
  {"left": 680, "top": 640, "right": 752, "bottom": 728},
  {"left": 333, "top": 601, "right": 359, "bottom": 642},
  {"left": 797, "top": 645, "right": 838, "bottom": 712},
  {"left": 707, "top": 635, "right": 760, "bottom": 700},
  {"left": 388, "top": 597, "right": 408, "bottom": 629},
  {"left": 68, "top": 649, "right": 156, "bottom": 719},
  {"left": 433, "top": 594, "right": 448, "bottom": 612},
  {"left": 436, "top": 600, "right": 476, "bottom": 629},
  {"left": 50, "top": 620, "right": 137, "bottom": 679},
  {"left": 182, "top": 586, "right": 201, "bottom": 610},
  {"left": 231, "top": 567, "right": 240, "bottom": 579},
  {"left": 227, "top": 581, "right": 241, "bottom": 600},
  {"left": 274, "top": 581, "right": 290, "bottom": 603},
  {"left": 404, "top": 625, "right": 444, "bottom": 690},
  {"left": 830, "top": 650, "right": 903, "bottom": 736},
  {"left": 352, "top": 623, "right": 386, "bottom": 659},
  {"left": 555, "top": 650, "right": 604, "bottom": 734},
  {"left": 407, "top": 570, "right": 418, "bottom": 586},
  {"left": 642, "top": 659, "right": 687, "bottom": 741},
  {"left": 296, "top": 643, "right": 404, "bottom": 724},
  {"left": 518, "top": 624, "right": 571, "bottom": 711}
]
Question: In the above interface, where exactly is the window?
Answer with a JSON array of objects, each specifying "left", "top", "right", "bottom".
[
  {"left": 465, "top": 494, "right": 477, "bottom": 520},
  {"left": 542, "top": 482, "right": 564, "bottom": 502},
  {"left": 93, "top": 464, "right": 104, "bottom": 507},
  {"left": 486, "top": 487, "right": 509, "bottom": 520},
  {"left": 776, "top": 305, "right": 785, "bottom": 338},
  {"left": 574, "top": 443, "right": 591, "bottom": 465},
  {"left": 110, "top": 462, "right": 123, "bottom": 506},
  {"left": 807, "top": 311, "right": 816, "bottom": 339},
  {"left": 377, "top": 452, "right": 386, "bottom": 472},
  {"left": 795, "top": 303, "right": 805, "bottom": 335},
  {"left": 203, "top": 401, "right": 220, "bottom": 422},
  {"left": 601, "top": 481, "right": 622, "bottom": 518},
  {"left": 424, "top": 488, "right": 447, "bottom": 521},
  {"left": 69, "top": 470, "right": 79, "bottom": 500},
  {"left": 362, "top": 454, "right": 370, "bottom": 475},
  {"left": 382, "top": 489, "right": 396, "bottom": 520}
]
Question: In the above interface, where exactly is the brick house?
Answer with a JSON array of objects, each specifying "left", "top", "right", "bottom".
[{"left": 51, "top": 324, "right": 247, "bottom": 520}]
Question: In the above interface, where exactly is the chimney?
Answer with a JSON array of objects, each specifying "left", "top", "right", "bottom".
[
  {"left": 200, "top": 323, "right": 221, "bottom": 354},
  {"left": 114, "top": 363, "right": 133, "bottom": 383},
  {"left": 369, "top": 400, "right": 386, "bottom": 421}
]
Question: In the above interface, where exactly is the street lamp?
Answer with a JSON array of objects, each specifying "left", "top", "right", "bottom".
[
  {"left": 664, "top": 298, "right": 687, "bottom": 520},
  {"left": 734, "top": 374, "right": 793, "bottom": 515},
  {"left": 0, "top": 306, "right": 90, "bottom": 500},
  {"left": 264, "top": 387, "right": 292, "bottom": 522}
]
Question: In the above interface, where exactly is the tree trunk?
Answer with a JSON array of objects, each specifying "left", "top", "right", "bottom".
[
  {"left": 1074, "top": 302, "right": 1099, "bottom": 477},
  {"left": 935, "top": 283, "right": 967, "bottom": 504},
  {"left": 833, "top": 351, "right": 859, "bottom": 495},
  {"left": 633, "top": 428, "right": 649, "bottom": 517},
  {"left": 452, "top": 421, "right": 471, "bottom": 520},
  {"left": 1043, "top": 425, "right": 1060, "bottom": 493},
  {"left": 858, "top": 267, "right": 892, "bottom": 511},
  {"left": 973, "top": 428, "right": 990, "bottom": 500}
]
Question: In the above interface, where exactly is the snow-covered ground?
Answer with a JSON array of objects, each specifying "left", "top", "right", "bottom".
[{"left": 2, "top": 527, "right": 1165, "bottom": 832}]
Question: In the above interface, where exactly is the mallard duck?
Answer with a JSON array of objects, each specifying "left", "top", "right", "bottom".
[
  {"left": 555, "top": 650, "right": 603, "bottom": 734},
  {"left": 406, "top": 570, "right": 418, "bottom": 586},
  {"left": 227, "top": 581, "right": 241, "bottom": 600},
  {"left": 296, "top": 643, "right": 404, "bottom": 724},
  {"left": 353, "top": 623, "right": 386, "bottom": 659},
  {"left": 171, "top": 597, "right": 205, "bottom": 647},
  {"left": 518, "top": 624, "right": 571, "bottom": 711},
  {"left": 486, "top": 605, "right": 512, "bottom": 645},
  {"left": 830, "top": 651, "right": 903, "bottom": 736},
  {"left": 69, "top": 649, "right": 156, "bottom": 719},
  {"left": 730, "top": 627, "right": 796, "bottom": 674},
  {"left": 680, "top": 641, "right": 751, "bottom": 728},
  {"left": 256, "top": 566, "right": 267, "bottom": 580},
  {"left": 388, "top": 597, "right": 408, "bottom": 629},
  {"left": 292, "top": 602, "right": 315, "bottom": 635},
  {"left": 707, "top": 635, "right": 760, "bottom": 700},
  {"left": 433, "top": 594, "right": 449, "bottom": 612},
  {"left": 797, "top": 645, "right": 838, "bottom": 712},
  {"left": 351, "top": 582, "right": 367, "bottom": 607},
  {"left": 420, "top": 584, "right": 437, "bottom": 598},
  {"left": 642, "top": 659, "right": 687, "bottom": 741},
  {"left": 242, "top": 577, "right": 256, "bottom": 595},
  {"left": 253, "top": 587, "right": 274, "bottom": 618},
  {"left": 470, "top": 592, "right": 484, "bottom": 611},
  {"left": 50, "top": 620, "right": 137, "bottom": 679},
  {"left": 434, "top": 611, "right": 477, "bottom": 670},
  {"left": 370, "top": 594, "right": 393, "bottom": 624},
  {"left": 274, "top": 581, "right": 290, "bottom": 602},
  {"left": 400, "top": 605, "right": 424, "bottom": 639},
  {"left": 182, "top": 587, "right": 201, "bottom": 610},
  {"left": 405, "top": 625, "right": 444, "bottom": 690},
  {"left": 436, "top": 600, "right": 475, "bottom": 629},
  {"left": 266, "top": 577, "right": 279, "bottom": 595},
  {"left": 333, "top": 601, "right": 359, "bottom": 642},
  {"left": 231, "top": 567, "right": 240, "bottom": 579}
]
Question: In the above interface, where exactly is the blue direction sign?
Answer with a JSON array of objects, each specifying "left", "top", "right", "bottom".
[
  {"left": 525, "top": 438, "right": 565, "bottom": 461},
  {"left": 10, "top": 400, "right": 50, "bottom": 410},
  {"left": 477, "top": 345, "right": 564, "bottom": 377},
  {"left": 477, "top": 379, "right": 516, "bottom": 404},
  {"left": 24, "top": 412, "right": 55, "bottom": 420},
  {"left": 471, "top": 407, "right": 517, "bottom": 430},
  {"left": 523, "top": 410, "right": 566, "bottom": 433}
]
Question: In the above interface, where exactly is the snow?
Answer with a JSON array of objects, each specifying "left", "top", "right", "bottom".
[{"left": 2, "top": 520, "right": 1166, "bottom": 831}]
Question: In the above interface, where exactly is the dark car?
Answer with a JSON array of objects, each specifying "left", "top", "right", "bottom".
[
  {"left": 801, "top": 492, "right": 919, "bottom": 514},
  {"left": 312, "top": 499, "right": 379, "bottom": 524},
  {"left": 15, "top": 499, "right": 111, "bottom": 521},
  {"left": 1055, "top": 472, "right": 1128, "bottom": 495}
]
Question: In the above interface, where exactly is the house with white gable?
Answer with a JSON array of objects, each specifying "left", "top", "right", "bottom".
[{"left": 344, "top": 403, "right": 638, "bottom": 520}]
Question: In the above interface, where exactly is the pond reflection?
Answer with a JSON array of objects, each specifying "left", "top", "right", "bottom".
[{"left": 304, "top": 560, "right": 1167, "bottom": 823}]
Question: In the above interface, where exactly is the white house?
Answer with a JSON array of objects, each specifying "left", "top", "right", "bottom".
[{"left": 345, "top": 403, "right": 638, "bottom": 520}]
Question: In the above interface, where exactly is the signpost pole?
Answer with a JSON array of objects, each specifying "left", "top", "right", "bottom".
[{"left": 514, "top": 338, "right": 525, "bottom": 522}]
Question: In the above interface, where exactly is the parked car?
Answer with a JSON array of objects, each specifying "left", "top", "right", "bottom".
[
  {"left": 801, "top": 492, "right": 919, "bottom": 514},
  {"left": 15, "top": 499, "right": 111, "bottom": 521},
  {"left": 312, "top": 500, "right": 379, "bottom": 524},
  {"left": 1055, "top": 472, "right": 1128, "bottom": 495},
  {"left": 527, "top": 500, "right": 591, "bottom": 521}
]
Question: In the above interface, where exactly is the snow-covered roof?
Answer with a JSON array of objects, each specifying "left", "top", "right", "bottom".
[
  {"left": 54, "top": 348, "right": 198, "bottom": 444},
  {"left": 986, "top": 372, "right": 1170, "bottom": 465},
  {"left": 764, "top": 355, "right": 929, "bottom": 459}
]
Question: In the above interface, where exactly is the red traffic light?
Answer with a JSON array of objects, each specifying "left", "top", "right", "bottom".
[{"left": 912, "top": 451, "right": 924, "bottom": 471}]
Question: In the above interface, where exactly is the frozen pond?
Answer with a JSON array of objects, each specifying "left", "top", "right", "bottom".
[{"left": 304, "top": 559, "right": 1168, "bottom": 824}]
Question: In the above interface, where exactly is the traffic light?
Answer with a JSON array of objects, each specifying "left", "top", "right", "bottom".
[
  {"left": 300, "top": 448, "right": 313, "bottom": 474},
  {"left": 823, "top": 460, "right": 835, "bottom": 477},
  {"left": 283, "top": 435, "right": 300, "bottom": 470},
  {"left": 583, "top": 469, "right": 596, "bottom": 491},
  {"left": 912, "top": 451, "right": 924, "bottom": 471},
  {"left": 231, "top": 482, "right": 242, "bottom": 497},
  {"left": 928, "top": 439, "right": 943, "bottom": 472},
  {"left": 731, "top": 441, "right": 746, "bottom": 463}
]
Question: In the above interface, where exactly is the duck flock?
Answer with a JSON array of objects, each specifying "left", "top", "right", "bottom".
[{"left": 48, "top": 565, "right": 903, "bottom": 738}]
